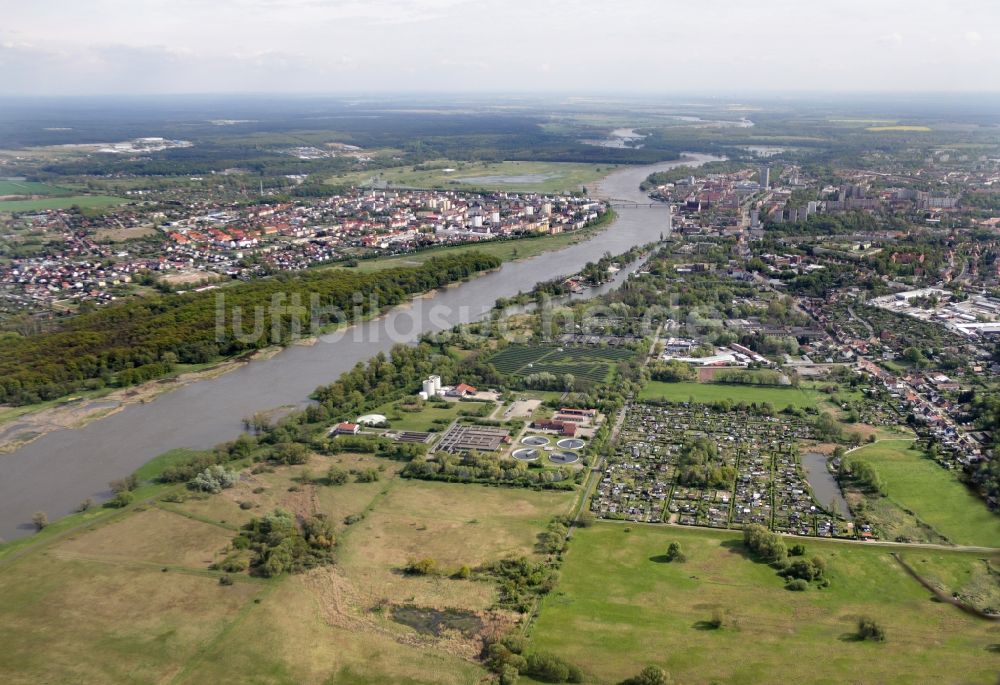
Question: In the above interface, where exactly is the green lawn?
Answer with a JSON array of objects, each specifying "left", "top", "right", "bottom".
[
  {"left": 639, "top": 380, "right": 819, "bottom": 410},
  {"left": 371, "top": 400, "right": 468, "bottom": 432},
  {"left": 0, "top": 195, "right": 127, "bottom": 212},
  {"left": 328, "top": 159, "right": 615, "bottom": 193},
  {"left": 529, "top": 524, "right": 999, "bottom": 685},
  {"left": 848, "top": 440, "right": 1000, "bottom": 547}
]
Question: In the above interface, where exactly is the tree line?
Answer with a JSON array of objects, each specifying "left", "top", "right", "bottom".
[{"left": 0, "top": 252, "right": 500, "bottom": 405}]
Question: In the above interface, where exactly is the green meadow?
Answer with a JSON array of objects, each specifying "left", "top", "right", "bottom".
[
  {"left": 638, "top": 380, "right": 820, "bottom": 410},
  {"left": 0, "top": 195, "right": 127, "bottom": 212},
  {"left": 848, "top": 440, "right": 1000, "bottom": 548},
  {"left": 528, "top": 523, "right": 999, "bottom": 685}
]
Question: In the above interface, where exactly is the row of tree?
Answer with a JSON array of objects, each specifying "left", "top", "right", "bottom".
[{"left": 0, "top": 252, "right": 500, "bottom": 405}]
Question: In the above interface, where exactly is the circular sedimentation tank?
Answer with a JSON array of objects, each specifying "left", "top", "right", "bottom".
[
  {"left": 549, "top": 451, "right": 580, "bottom": 464},
  {"left": 521, "top": 435, "right": 550, "bottom": 446},
  {"left": 512, "top": 448, "right": 540, "bottom": 461},
  {"left": 556, "top": 438, "right": 586, "bottom": 450}
]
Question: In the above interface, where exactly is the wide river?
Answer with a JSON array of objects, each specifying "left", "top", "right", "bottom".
[{"left": 0, "top": 153, "right": 722, "bottom": 540}]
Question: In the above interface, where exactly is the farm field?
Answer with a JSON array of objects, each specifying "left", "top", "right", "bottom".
[
  {"left": 489, "top": 345, "right": 634, "bottom": 385},
  {"left": 328, "top": 159, "right": 615, "bottom": 193},
  {"left": 638, "top": 380, "right": 820, "bottom": 410},
  {"left": 528, "top": 524, "right": 1000, "bottom": 685},
  {"left": 0, "top": 194, "right": 127, "bottom": 212},
  {"left": 847, "top": 440, "right": 1000, "bottom": 548},
  {"left": 0, "top": 180, "right": 75, "bottom": 196}
]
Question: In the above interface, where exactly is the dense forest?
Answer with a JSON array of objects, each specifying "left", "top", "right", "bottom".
[{"left": 0, "top": 252, "right": 500, "bottom": 405}]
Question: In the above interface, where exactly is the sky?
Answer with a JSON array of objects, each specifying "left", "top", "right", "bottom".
[{"left": 0, "top": 0, "right": 996, "bottom": 95}]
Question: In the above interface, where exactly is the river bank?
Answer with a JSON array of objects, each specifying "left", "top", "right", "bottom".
[
  {"left": 0, "top": 348, "right": 284, "bottom": 455},
  {"left": 0, "top": 214, "right": 616, "bottom": 452},
  {"left": 0, "top": 153, "right": 723, "bottom": 541}
]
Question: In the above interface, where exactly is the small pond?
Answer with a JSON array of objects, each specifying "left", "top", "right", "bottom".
[
  {"left": 801, "top": 452, "right": 852, "bottom": 520},
  {"left": 391, "top": 605, "right": 483, "bottom": 637}
]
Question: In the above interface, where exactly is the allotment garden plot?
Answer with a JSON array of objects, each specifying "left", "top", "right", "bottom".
[
  {"left": 594, "top": 402, "right": 851, "bottom": 536},
  {"left": 488, "top": 345, "right": 634, "bottom": 385}
]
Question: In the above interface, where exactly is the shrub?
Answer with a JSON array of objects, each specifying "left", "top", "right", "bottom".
[
  {"left": 665, "top": 541, "right": 686, "bottom": 562},
  {"left": 31, "top": 511, "right": 48, "bottom": 530},
  {"left": 786, "top": 578, "right": 809, "bottom": 591},
  {"left": 219, "top": 575, "right": 234, "bottom": 586},
  {"left": 789, "top": 543, "right": 806, "bottom": 556},
  {"left": 76, "top": 498, "right": 95, "bottom": 512},
  {"left": 501, "top": 634, "right": 526, "bottom": 655},
  {"left": 743, "top": 523, "right": 786, "bottom": 561},
  {"left": 188, "top": 465, "right": 240, "bottom": 494},
  {"left": 353, "top": 468, "right": 380, "bottom": 483},
  {"left": 499, "top": 664, "right": 520, "bottom": 685},
  {"left": 109, "top": 474, "right": 139, "bottom": 493},
  {"left": 235, "top": 508, "right": 335, "bottom": 577},
  {"left": 326, "top": 466, "right": 349, "bottom": 485},
  {"left": 781, "top": 556, "right": 826, "bottom": 583},
  {"left": 857, "top": 616, "right": 886, "bottom": 642},
  {"left": 618, "top": 665, "right": 670, "bottom": 685},
  {"left": 524, "top": 652, "right": 570, "bottom": 683},
  {"left": 404, "top": 558, "right": 438, "bottom": 576},
  {"left": 270, "top": 442, "right": 309, "bottom": 465},
  {"left": 239, "top": 501, "right": 254, "bottom": 510},
  {"left": 216, "top": 556, "right": 248, "bottom": 573},
  {"left": 104, "top": 491, "right": 134, "bottom": 508}
]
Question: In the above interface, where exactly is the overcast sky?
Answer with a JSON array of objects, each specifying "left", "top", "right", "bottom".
[{"left": 1, "top": 0, "right": 996, "bottom": 95}]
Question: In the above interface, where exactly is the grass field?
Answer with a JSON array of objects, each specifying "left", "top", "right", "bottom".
[
  {"left": 529, "top": 524, "right": 999, "bottom": 685},
  {"left": 848, "top": 440, "right": 1000, "bottom": 547},
  {"left": 489, "top": 345, "right": 634, "bottom": 385},
  {"left": 897, "top": 549, "right": 1000, "bottom": 614},
  {"left": 638, "top": 380, "right": 819, "bottom": 410},
  {"left": 0, "top": 451, "right": 576, "bottom": 684},
  {"left": 0, "top": 180, "right": 74, "bottom": 196},
  {"left": 328, "top": 159, "right": 615, "bottom": 193},
  {"left": 372, "top": 399, "right": 466, "bottom": 432},
  {"left": 0, "top": 513, "right": 265, "bottom": 685},
  {"left": 0, "top": 195, "right": 127, "bottom": 212},
  {"left": 337, "top": 479, "right": 576, "bottom": 610}
]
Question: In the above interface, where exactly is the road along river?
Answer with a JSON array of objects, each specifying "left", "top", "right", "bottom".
[{"left": 0, "top": 153, "right": 722, "bottom": 540}]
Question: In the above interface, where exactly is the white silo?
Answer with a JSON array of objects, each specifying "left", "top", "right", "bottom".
[
  {"left": 429, "top": 375, "right": 442, "bottom": 394},
  {"left": 422, "top": 378, "right": 436, "bottom": 397}
]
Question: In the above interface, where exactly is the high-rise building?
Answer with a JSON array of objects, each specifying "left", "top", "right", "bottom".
[{"left": 758, "top": 166, "right": 770, "bottom": 190}]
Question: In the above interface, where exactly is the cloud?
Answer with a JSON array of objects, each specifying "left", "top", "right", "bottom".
[
  {"left": 879, "top": 32, "right": 904, "bottom": 46},
  {"left": 2, "top": 1, "right": 1000, "bottom": 94}
]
